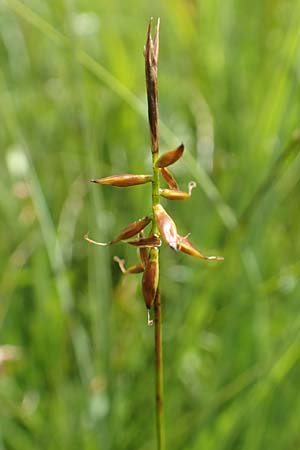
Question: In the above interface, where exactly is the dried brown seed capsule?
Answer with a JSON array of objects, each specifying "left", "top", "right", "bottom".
[
  {"left": 156, "top": 143, "right": 184, "bottom": 168},
  {"left": 90, "top": 174, "right": 152, "bottom": 187},
  {"left": 113, "top": 256, "right": 145, "bottom": 274},
  {"left": 159, "top": 189, "right": 189, "bottom": 200},
  {"left": 111, "top": 216, "right": 152, "bottom": 243},
  {"left": 84, "top": 216, "right": 152, "bottom": 247},
  {"left": 142, "top": 247, "right": 159, "bottom": 309},
  {"left": 159, "top": 167, "right": 179, "bottom": 190},
  {"left": 177, "top": 234, "right": 224, "bottom": 261},
  {"left": 127, "top": 234, "right": 161, "bottom": 248},
  {"left": 153, "top": 204, "right": 178, "bottom": 250},
  {"left": 159, "top": 181, "right": 197, "bottom": 200}
]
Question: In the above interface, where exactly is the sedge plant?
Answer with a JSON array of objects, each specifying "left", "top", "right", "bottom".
[{"left": 85, "top": 18, "right": 224, "bottom": 450}]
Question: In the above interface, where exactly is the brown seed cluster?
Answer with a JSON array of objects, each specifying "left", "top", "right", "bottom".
[{"left": 85, "top": 141, "right": 223, "bottom": 313}]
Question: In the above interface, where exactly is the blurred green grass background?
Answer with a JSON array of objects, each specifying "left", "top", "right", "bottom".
[{"left": 1, "top": 0, "right": 300, "bottom": 449}]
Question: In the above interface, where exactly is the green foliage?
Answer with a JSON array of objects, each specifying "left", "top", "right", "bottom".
[{"left": 1, "top": 0, "right": 300, "bottom": 449}]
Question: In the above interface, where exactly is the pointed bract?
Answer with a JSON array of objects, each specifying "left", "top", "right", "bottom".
[
  {"left": 90, "top": 174, "right": 152, "bottom": 187},
  {"left": 156, "top": 143, "right": 184, "bottom": 168},
  {"left": 160, "top": 181, "right": 196, "bottom": 200},
  {"left": 127, "top": 234, "right": 161, "bottom": 247},
  {"left": 177, "top": 234, "right": 224, "bottom": 261},
  {"left": 142, "top": 247, "right": 159, "bottom": 309},
  {"left": 159, "top": 189, "right": 189, "bottom": 200},
  {"left": 139, "top": 246, "right": 148, "bottom": 269},
  {"left": 83, "top": 216, "right": 152, "bottom": 247},
  {"left": 111, "top": 216, "right": 152, "bottom": 243},
  {"left": 159, "top": 167, "right": 179, "bottom": 190},
  {"left": 153, "top": 204, "right": 178, "bottom": 250}
]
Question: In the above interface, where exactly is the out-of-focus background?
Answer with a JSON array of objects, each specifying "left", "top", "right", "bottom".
[{"left": 1, "top": 1, "right": 300, "bottom": 449}]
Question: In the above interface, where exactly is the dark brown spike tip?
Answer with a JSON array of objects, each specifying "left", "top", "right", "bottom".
[
  {"left": 153, "top": 18, "right": 160, "bottom": 61},
  {"left": 145, "top": 17, "right": 160, "bottom": 64},
  {"left": 145, "top": 18, "right": 160, "bottom": 155}
]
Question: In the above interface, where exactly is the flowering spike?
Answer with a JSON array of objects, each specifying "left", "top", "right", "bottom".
[
  {"left": 142, "top": 247, "right": 159, "bottom": 309},
  {"left": 127, "top": 234, "right": 161, "bottom": 248},
  {"left": 153, "top": 204, "right": 178, "bottom": 250},
  {"left": 90, "top": 174, "right": 152, "bottom": 187},
  {"left": 159, "top": 181, "right": 197, "bottom": 200},
  {"left": 156, "top": 143, "right": 184, "bottom": 168},
  {"left": 113, "top": 256, "right": 145, "bottom": 274},
  {"left": 177, "top": 234, "right": 224, "bottom": 261},
  {"left": 159, "top": 167, "right": 179, "bottom": 190}
]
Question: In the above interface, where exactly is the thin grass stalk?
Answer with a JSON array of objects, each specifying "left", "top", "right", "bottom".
[
  {"left": 144, "top": 18, "right": 166, "bottom": 450},
  {"left": 154, "top": 289, "right": 165, "bottom": 450}
]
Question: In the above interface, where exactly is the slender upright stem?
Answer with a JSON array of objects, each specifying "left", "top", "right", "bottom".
[
  {"left": 144, "top": 18, "right": 165, "bottom": 450},
  {"left": 154, "top": 288, "right": 165, "bottom": 449}
]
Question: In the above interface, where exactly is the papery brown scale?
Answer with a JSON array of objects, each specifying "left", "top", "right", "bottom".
[
  {"left": 156, "top": 143, "right": 184, "bottom": 168},
  {"left": 90, "top": 174, "right": 152, "bottom": 187},
  {"left": 159, "top": 167, "right": 179, "bottom": 190},
  {"left": 160, "top": 189, "right": 189, "bottom": 200},
  {"left": 137, "top": 232, "right": 149, "bottom": 268},
  {"left": 142, "top": 247, "right": 159, "bottom": 309},
  {"left": 111, "top": 216, "right": 152, "bottom": 243},
  {"left": 153, "top": 204, "right": 177, "bottom": 250},
  {"left": 84, "top": 216, "right": 152, "bottom": 247},
  {"left": 127, "top": 234, "right": 161, "bottom": 247},
  {"left": 139, "top": 246, "right": 148, "bottom": 269},
  {"left": 159, "top": 181, "right": 196, "bottom": 201},
  {"left": 177, "top": 234, "right": 224, "bottom": 261}
]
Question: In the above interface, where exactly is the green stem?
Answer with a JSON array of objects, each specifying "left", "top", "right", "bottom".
[
  {"left": 154, "top": 288, "right": 165, "bottom": 450},
  {"left": 152, "top": 151, "right": 160, "bottom": 226},
  {"left": 152, "top": 132, "right": 165, "bottom": 450}
]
